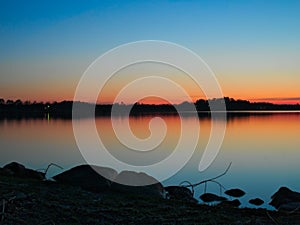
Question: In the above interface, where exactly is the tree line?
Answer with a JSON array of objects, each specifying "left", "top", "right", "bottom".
[{"left": 0, "top": 97, "right": 299, "bottom": 119}]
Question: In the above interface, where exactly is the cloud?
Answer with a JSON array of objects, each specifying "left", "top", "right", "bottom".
[{"left": 250, "top": 97, "right": 300, "bottom": 102}]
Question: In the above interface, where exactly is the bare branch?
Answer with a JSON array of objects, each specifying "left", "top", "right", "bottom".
[
  {"left": 44, "top": 163, "right": 63, "bottom": 176},
  {"left": 179, "top": 181, "right": 195, "bottom": 196},
  {"left": 209, "top": 180, "right": 227, "bottom": 195},
  {"left": 181, "top": 162, "right": 232, "bottom": 189},
  {"left": 266, "top": 211, "right": 279, "bottom": 225},
  {"left": 287, "top": 206, "right": 300, "bottom": 214},
  {"left": 1, "top": 199, "right": 5, "bottom": 222},
  {"left": 37, "top": 163, "right": 63, "bottom": 179}
]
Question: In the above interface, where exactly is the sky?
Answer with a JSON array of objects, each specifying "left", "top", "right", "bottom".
[{"left": 0, "top": 0, "right": 299, "bottom": 104}]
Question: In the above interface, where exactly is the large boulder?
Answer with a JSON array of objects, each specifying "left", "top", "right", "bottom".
[
  {"left": 277, "top": 202, "right": 300, "bottom": 211},
  {"left": 111, "top": 171, "right": 165, "bottom": 198},
  {"left": 53, "top": 165, "right": 117, "bottom": 192},
  {"left": 270, "top": 187, "right": 300, "bottom": 210},
  {"left": 3, "top": 162, "right": 44, "bottom": 180},
  {"left": 165, "top": 186, "right": 197, "bottom": 203}
]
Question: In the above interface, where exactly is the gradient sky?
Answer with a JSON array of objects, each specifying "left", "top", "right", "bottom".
[{"left": 1, "top": 0, "right": 299, "bottom": 104}]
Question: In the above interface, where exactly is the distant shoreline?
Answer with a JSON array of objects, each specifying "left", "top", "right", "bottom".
[{"left": 0, "top": 97, "right": 300, "bottom": 119}]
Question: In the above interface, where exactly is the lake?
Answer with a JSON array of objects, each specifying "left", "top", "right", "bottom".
[{"left": 1, "top": 112, "right": 300, "bottom": 209}]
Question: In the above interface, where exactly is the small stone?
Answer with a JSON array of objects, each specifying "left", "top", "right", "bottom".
[
  {"left": 249, "top": 198, "right": 264, "bottom": 206},
  {"left": 3, "top": 162, "right": 26, "bottom": 175},
  {"left": 225, "top": 188, "right": 246, "bottom": 198},
  {"left": 3, "top": 162, "right": 44, "bottom": 180},
  {"left": 165, "top": 186, "right": 197, "bottom": 203}
]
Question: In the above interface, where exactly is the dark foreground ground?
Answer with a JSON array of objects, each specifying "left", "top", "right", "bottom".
[{"left": 1, "top": 176, "right": 300, "bottom": 225}]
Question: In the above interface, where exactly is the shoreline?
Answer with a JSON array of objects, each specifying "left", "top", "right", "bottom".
[
  {"left": 1, "top": 163, "right": 300, "bottom": 224},
  {"left": 1, "top": 175, "right": 299, "bottom": 224}
]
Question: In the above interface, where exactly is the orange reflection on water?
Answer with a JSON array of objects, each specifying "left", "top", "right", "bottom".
[{"left": 225, "top": 113, "right": 300, "bottom": 149}]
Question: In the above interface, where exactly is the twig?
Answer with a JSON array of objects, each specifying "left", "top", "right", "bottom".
[
  {"left": 45, "top": 163, "right": 63, "bottom": 176},
  {"left": 266, "top": 211, "right": 279, "bottom": 225},
  {"left": 209, "top": 180, "right": 227, "bottom": 195},
  {"left": 37, "top": 163, "right": 63, "bottom": 178},
  {"left": 179, "top": 181, "right": 195, "bottom": 196},
  {"left": 182, "top": 162, "right": 232, "bottom": 189},
  {"left": 287, "top": 205, "right": 300, "bottom": 214},
  {"left": 8, "top": 196, "right": 16, "bottom": 202},
  {"left": 1, "top": 199, "right": 5, "bottom": 222}
]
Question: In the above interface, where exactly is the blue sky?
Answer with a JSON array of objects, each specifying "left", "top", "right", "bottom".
[{"left": 1, "top": 0, "right": 299, "bottom": 103}]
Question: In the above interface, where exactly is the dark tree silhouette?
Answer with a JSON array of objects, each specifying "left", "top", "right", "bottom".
[
  {"left": 0, "top": 97, "right": 299, "bottom": 119},
  {"left": 6, "top": 100, "right": 14, "bottom": 105}
]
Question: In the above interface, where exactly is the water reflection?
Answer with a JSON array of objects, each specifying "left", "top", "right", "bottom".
[{"left": 0, "top": 112, "right": 299, "bottom": 209}]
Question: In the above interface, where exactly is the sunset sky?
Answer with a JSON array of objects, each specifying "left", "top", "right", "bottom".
[{"left": 1, "top": 0, "right": 299, "bottom": 104}]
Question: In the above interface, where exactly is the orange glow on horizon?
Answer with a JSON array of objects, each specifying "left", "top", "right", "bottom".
[
  {"left": 1, "top": 69, "right": 299, "bottom": 105},
  {"left": 2, "top": 93, "right": 299, "bottom": 105}
]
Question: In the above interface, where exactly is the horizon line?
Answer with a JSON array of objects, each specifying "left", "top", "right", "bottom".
[{"left": 1, "top": 97, "right": 300, "bottom": 106}]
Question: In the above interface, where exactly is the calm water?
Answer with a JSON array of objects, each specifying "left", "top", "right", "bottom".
[{"left": 1, "top": 112, "right": 300, "bottom": 209}]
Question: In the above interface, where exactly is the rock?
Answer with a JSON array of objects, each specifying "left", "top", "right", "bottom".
[
  {"left": 270, "top": 187, "right": 300, "bottom": 210},
  {"left": 0, "top": 167, "right": 14, "bottom": 176},
  {"left": 54, "top": 165, "right": 165, "bottom": 197},
  {"left": 224, "top": 188, "right": 246, "bottom": 198},
  {"left": 249, "top": 198, "right": 264, "bottom": 206},
  {"left": 218, "top": 199, "right": 241, "bottom": 207},
  {"left": 278, "top": 202, "right": 300, "bottom": 211},
  {"left": 165, "top": 186, "right": 197, "bottom": 203},
  {"left": 200, "top": 193, "right": 227, "bottom": 203},
  {"left": 111, "top": 171, "right": 165, "bottom": 198},
  {"left": 53, "top": 165, "right": 117, "bottom": 192},
  {"left": 3, "top": 162, "right": 44, "bottom": 180},
  {"left": 4, "top": 162, "right": 25, "bottom": 173}
]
